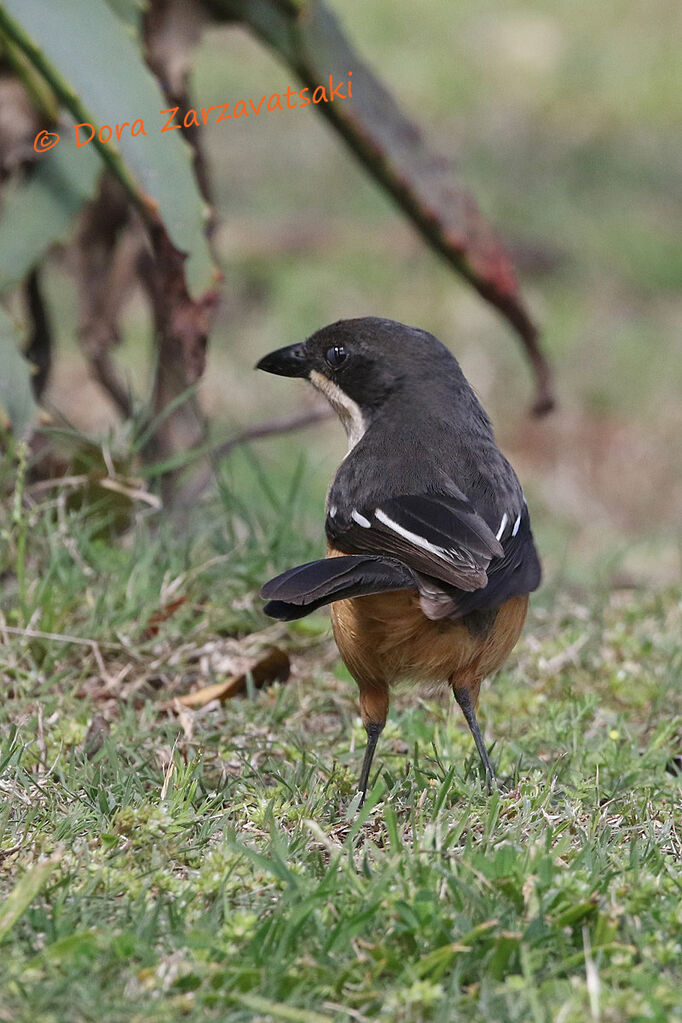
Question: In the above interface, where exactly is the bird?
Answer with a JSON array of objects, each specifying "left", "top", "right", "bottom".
[{"left": 256, "top": 317, "right": 541, "bottom": 802}]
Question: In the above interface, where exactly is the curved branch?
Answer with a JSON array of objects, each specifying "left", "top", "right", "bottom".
[{"left": 208, "top": 0, "right": 555, "bottom": 414}]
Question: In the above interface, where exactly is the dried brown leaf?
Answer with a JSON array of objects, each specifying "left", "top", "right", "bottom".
[{"left": 169, "top": 647, "right": 291, "bottom": 709}]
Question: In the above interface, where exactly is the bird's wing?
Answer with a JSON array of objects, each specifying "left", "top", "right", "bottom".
[
  {"left": 447, "top": 502, "right": 541, "bottom": 616},
  {"left": 326, "top": 492, "right": 504, "bottom": 592},
  {"left": 261, "top": 554, "right": 414, "bottom": 621}
]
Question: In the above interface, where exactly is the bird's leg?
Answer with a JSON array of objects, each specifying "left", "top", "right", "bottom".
[
  {"left": 451, "top": 679, "right": 496, "bottom": 791},
  {"left": 357, "top": 682, "right": 388, "bottom": 805},
  {"left": 357, "top": 722, "right": 384, "bottom": 804}
]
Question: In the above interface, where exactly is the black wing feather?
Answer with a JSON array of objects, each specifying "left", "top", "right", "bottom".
[
  {"left": 261, "top": 498, "right": 540, "bottom": 623},
  {"left": 418, "top": 506, "right": 541, "bottom": 619},
  {"left": 381, "top": 494, "right": 503, "bottom": 562},
  {"left": 452, "top": 511, "right": 541, "bottom": 616},
  {"left": 326, "top": 492, "right": 502, "bottom": 591}
]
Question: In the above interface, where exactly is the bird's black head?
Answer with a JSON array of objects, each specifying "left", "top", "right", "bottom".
[{"left": 256, "top": 317, "right": 465, "bottom": 443}]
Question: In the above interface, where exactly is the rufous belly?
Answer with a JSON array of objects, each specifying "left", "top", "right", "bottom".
[{"left": 330, "top": 587, "right": 528, "bottom": 690}]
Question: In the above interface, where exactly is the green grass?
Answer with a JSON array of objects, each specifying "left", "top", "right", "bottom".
[{"left": 1, "top": 443, "right": 681, "bottom": 1022}]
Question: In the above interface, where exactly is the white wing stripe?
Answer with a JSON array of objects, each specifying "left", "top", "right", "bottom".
[
  {"left": 512, "top": 514, "right": 521, "bottom": 537},
  {"left": 496, "top": 513, "right": 508, "bottom": 541},
  {"left": 351, "top": 509, "right": 371, "bottom": 528},
  {"left": 374, "top": 508, "right": 460, "bottom": 562}
]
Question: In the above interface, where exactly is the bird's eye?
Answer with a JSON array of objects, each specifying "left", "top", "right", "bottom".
[{"left": 325, "top": 344, "right": 348, "bottom": 369}]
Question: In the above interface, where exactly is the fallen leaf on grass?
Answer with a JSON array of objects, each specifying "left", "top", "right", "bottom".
[
  {"left": 167, "top": 647, "right": 290, "bottom": 710},
  {"left": 142, "top": 596, "right": 189, "bottom": 639}
]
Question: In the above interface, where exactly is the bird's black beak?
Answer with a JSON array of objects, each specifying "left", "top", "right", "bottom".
[{"left": 255, "top": 343, "right": 310, "bottom": 378}]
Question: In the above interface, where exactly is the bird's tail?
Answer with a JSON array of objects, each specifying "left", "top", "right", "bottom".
[{"left": 261, "top": 555, "right": 414, "bottom": 621}]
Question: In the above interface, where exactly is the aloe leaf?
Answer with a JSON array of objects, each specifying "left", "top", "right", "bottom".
[
  {"left": 0, "top": 141, "right": 100, "bottom": 295},
  {"left": 0, "top": 307, "right": 38, "bottom": 439},
  {"left": 0, "top": 0, "right": 216, "bottom": 298}
]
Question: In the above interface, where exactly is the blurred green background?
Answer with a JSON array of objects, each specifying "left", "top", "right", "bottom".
[{"left": 42, "top": 0, "right": 682, "bottom": 591}]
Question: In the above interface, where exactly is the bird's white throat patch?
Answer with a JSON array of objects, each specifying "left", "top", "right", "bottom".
[{"left": 309, "top": 369, "right": 366, "bottom": 452}]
